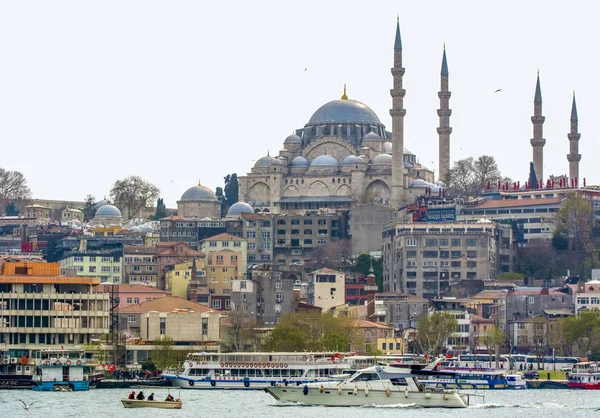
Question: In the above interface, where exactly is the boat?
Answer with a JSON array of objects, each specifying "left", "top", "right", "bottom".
[
  {"left": 163, "top": 351, "right": 353, "bottom": 390},
  {"left": 31, "top": 349, "right": 94, "bottom": 391},
  {"left": 506, "top": 373, "right": 527, "bottom": 389},
  {"left": 263, "top": 364, "right": 468, "bottom": 408},
  {"left": 417, "top": 368, "right": 510, "bottom": 389},
  {"left": 121, "top": 399, "right": 182, "bottom": 409},
  {"left": 567, "top": 361, "right": 600, "bottom": 389},
  {"left": 0, "top": 352, "right": 34, "bottom": 389}
]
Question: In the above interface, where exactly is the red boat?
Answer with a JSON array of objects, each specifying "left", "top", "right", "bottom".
[{"left": 567, "top": 361, "right": 600, "bottom": 389}]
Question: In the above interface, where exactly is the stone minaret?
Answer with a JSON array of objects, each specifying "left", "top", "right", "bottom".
[
  {"left": 437, "top": 45, "right": 452, "bottom": 182},
  {"left": 390, "top": 17, "right": 407, "bottom": 208},
  {"left": 530, "top": 72, "right": 546, "bottom": 181},
  {"left": 567, "top": 92, "right": 581, "bottom": 184}
]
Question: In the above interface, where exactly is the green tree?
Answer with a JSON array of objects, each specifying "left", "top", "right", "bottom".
[
  {"left": 82, "top": 194, "right": 97, "bottom": 222},
  {"left": 215, "top": 186, "right": 227, "bottom": 217},
  {"left": 224, "top": 174, "right": 239, "bottom": 206},
  {"left": 152, "top": 336, "right": 180, "bottom": 369},
  {"left": 564, "top": 311, "right": 600, "bottom": 358},
  {"left": 110, "top": 175, "right": 160, "bottom": 220},
  {"left": 552, "top": 233, "right": 569, "bottom": 251},
  {"left": 496, "top": 272, "right": 525, "bottom": 282},
  {"left": 141, "top": 359, "right": 156, "bottom": 372},
  {"left": 5, "top": 201, "right": 18, "bottom": 216},
  {"left": 415, "top": 312, "right": 458, "bottom": 356},
  {"left": 555, "top": 195, "right": 593, "bottom": 251},
  {"left": 481, "top": 328, "right": 505, "bottom": 368},
  {"left": 152, "top": 198, "right": 169, "bottom": 220},
  {"left": 351, "top": 253, "right": 384, "bottom": 291}
]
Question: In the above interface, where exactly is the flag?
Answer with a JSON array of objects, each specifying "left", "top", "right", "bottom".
[{"left": 61, "top": 345, "right": 64, "bottom": 350}]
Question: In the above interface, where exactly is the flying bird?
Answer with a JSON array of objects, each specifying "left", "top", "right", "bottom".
[
  {"left": 494, "top": 89, "right": 502, "bottom": 93},
  {"left": 19, "top": 400, "right": 37, "bottom": 411},
  {"left": 304, "top": 68, "right": 307, "bottom": 71}
]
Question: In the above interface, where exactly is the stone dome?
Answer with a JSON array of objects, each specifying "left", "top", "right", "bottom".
[
  {"left": 129, "top": 226, "right": 142, "bottom": 233},
  {"left": 382, "top": 142, "right": 392, "bottom": 154},
  {"left": 254, "top": 155, "right": 280, "bottom": 168},
  {"left": 139, "top": 224, "right": 154, "bottom": 233},
  {"left": 94, "top": 200, "right": 108, "bottom": 209},
  {"left": 95, "top": 204, "right": 122, "bottom": 218},
  {"left": 291, "top": 156, "right": 309, "bottom": 167},
  {"left": 363, "top": 131, "right": 383, "bottom": 142},
  {"left": 371, "top": 153, "right": 393, "bottom": 165},
  {"left": 311, "top": 154, "right": 340, "bottom": 167},
  {"left": 342, "top": 155, "right": 357, "bottom": 165},
  {"left": 284, "top": 133, "right": 302, "bottom": 144},
  {"left": 227, "top": 202, "right": 254, "bottom": 216},
  {"left": 353, "top": 156, "right": 365, "bottom": 164},
  {"left": 180, "top": 183, "right": 218, "bottom": 202},
  {"left": 307, "top": 99, "right": 381, "bottom": 125},
  {"left": 410, "top": 179, "right": 428, "bottom": 188}
]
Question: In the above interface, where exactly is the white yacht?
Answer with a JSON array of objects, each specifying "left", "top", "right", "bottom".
[
  {"left": 163, "top": 352, "right": 352, "bottom": 389},
  {"left": 264, "top": 365, "right": 468, "bottom": 408}
]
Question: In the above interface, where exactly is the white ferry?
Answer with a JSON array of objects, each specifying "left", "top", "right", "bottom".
[{"left": 163, "top": 352, "right": 352, "bottom": 390}]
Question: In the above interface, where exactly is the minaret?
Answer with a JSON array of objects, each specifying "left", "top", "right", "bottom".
[
  {"left": 390, "top": 17, "right": 407, "bottom": 208},
  {"left": 530, "top": 72, "right": 546, "bottom": 181},
  {"left": 567, "top": 92, "right": 581, "bottom": 184},
  {"left": 437, "top": 44, "right": 452, "bottom": 182}
]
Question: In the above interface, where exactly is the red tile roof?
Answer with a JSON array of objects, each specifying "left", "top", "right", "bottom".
[{"left": 200, "top": 233, "right": 245, "bottom": 242}]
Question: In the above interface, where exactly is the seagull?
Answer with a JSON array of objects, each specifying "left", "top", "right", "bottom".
[
  {"left": 19, "top": 400, "right": 37, "bottom": 411},
  {"left": 494, "top": 89, "right": 502, "bottom": 93},
  {"left": 304, "top": 68, "right": 307, "bottom": 71}
]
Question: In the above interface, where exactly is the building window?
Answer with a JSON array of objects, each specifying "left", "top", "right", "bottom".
[
  {"left": 425, "top": 239, "right": 438, "bottom": 247},
  {"left": 222, "top": 241, "right": 229, "bottom": 247},
  {"left": 101, "top": 266, "right": 111, "bottom": 273},
  {"left": 248, "top": 242, "right": 256, "bottom": 250},
  {"left": 451, "top": 239, "right": 461, "bottom": 246},
  {"left": 451, "top": 261, "right": 461, "bottom": 268},
  {"left": 225, "top": 299, "right": 231, "bottom": 309},
  {"left": 466, "top": 239, "right": 477, "bottom": 247},
  {"left": 451, "top": 251, "right": 462, "bottom": 258},
  {"left": 291, "top": 219, "right": 300, "bottom": 225},
  {"left": 275, "top": 292, "right": 283, "bottom": 302},
  {"left": 73, "top": 256, "right": 83, "bottom": 262},
  {"left": 466, "top": 251, "right": 477, "bottom": 258},
  {"left": 317, "top": 239, "right": 327, "bottom": 245},
  {"left": 234, "top": 241, "right": 241, "bottom": 247},
  {"left": 423, "top": 251, "right": 438, "bottom": 258},
  {"left": 126, "top": 297, "right": 132, "bottom": 304},
  {"left": 89, "top": 266, "right": 96, "bottom": 273},
  {"left": 260, "top": 254, "right": 270, "bottom": 261},
  {"left": 275, "top": 281, "right": 282, "bottom": 289},
  {"left": 405, "top": 238, "right": 417, "bottom": 247},
  {"left": 246, "top": 232, "right": 256, "bottom": 239},
  {"left": 439, "top": 239, "right": 448, "bottom": 246},
  {"left": 113, "top": 266, "right": 120, "bottom": 272},
  {"left": 217, "top": 255, "right": 224, "bottom": 261},
  {"left": 528, "top": 296, "right": 535, "bottom": 304},
  {"left": 466, "top": 261, "right": 477, "bottom": 268},
  {"left": 101, "top": 256, "right": 111, "bottom": 262},
  {"left": 209, "top": 241, "right": 217, "bottom": 247},
  {"left": 127, "top": 316, "right": 136, "bottom": 323},
  {"left": 212, "top": 299, "right": 221, "bottom": 309},
  {"left": 89, "top": 256, "right": 96, "bottom": 262}
]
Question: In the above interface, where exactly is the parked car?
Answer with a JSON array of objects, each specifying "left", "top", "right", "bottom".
[
  {"left": 524, "top": 371, "right": 540, "bottom": 379},
  {"left": 560, "top": 366, "right": 572, "bottom": 373}
]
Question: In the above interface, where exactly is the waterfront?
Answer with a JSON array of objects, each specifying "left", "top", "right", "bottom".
[{"left": 0, "top": 389, "right": 599, "bottom": 417}]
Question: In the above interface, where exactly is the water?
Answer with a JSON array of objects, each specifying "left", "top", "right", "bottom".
[{"left": 0, "top": 389, "right": 599, "bottom": 418}]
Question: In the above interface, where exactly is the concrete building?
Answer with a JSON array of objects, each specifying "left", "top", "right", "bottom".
[
  {"left": 23, "top": 205, "right": 50, "bottom": 223},
  {"left": 307, "top": 268, "right": 345, "bottom": 311},
  {"left": 231, "top": 266, "right": 296, "bottom": 328},
  {"left": 123, "top": 245, "right": 158, "bottom": 287},
  {"left": 158, "top": 216, "right": 200, "bottom": 249},
  {"left": 200, "top": 233, "right": 247, "bottom": 279},
  {"left": 59, "top": 245, "right": 124, "bottom": 284},
  {"left": 371, "top": 292, "right": 428, "bottom": 330},
  {"left": 382, "top": 221, "right": 497, "bottom": 298},
  {"left": 0, "top": 261, "right": 110, "bottom": 348}
]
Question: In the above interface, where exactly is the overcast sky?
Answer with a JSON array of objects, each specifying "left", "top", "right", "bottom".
[{"left": 0, "top": 1, "right": 596, "bottom": 208}]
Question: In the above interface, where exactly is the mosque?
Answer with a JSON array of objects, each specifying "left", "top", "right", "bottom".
[{"left": 237, "top": 20, "right": 445, "bottom": 213}]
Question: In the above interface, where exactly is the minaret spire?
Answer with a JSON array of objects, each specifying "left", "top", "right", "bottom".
[
  {"left": 530, "top": 72, "right": 546, "bottom": 181},
  {"left": 390, "top": 17, "right": 407, "bottom": 208},
  {"left": 437, "top": 44, "right": 452, "bottom": 182},
  {"left": 341, "top": 84, "right": 348, "bottom": 100},
  {"left": 567, "top": 91, "right": 581, "bottom": 185}
]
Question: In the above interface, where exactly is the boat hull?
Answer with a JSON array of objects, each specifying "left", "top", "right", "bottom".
[
  {"left": 32, "top": 381, "right": 90, "bottom": 391},
  {"left": 264, "top": 386, "right": 467, "bottom": 408},
  {"left": 121, "top": 399, "right": 182, "bottom": 409},
  {"left": 165, "top": 375, "right": 312, "bottom": 390},
  {"left": 0, "top": 375, "right": 34, "bottom": 389}
]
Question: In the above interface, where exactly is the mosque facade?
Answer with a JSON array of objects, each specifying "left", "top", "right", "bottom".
[{"left": 237, "top": 20, "right": 443, "bottom": 213}]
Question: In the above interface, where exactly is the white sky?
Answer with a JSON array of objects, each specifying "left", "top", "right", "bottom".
[{"left": 0, "top": 1, "right": 596, "bottom": 207}]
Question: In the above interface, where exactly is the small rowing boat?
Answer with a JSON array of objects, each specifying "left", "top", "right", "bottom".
[{"left": 120, "top": 399, "right": 182, "bottom": 409}]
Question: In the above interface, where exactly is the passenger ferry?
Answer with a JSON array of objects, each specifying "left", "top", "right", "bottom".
[
  {"left": 163, "top": 352, "right": 353, "bottom": 390},
  {"left": 0, "top": 350, "right": 34, "bottom": 389},
  {"left": 31, "top": 349, "right": 94, "bottom": 391},
  {"left": 418, "top": 368, "right": 510, "bottom": 389},
  {"left": 567, "top": 361, "right": 600, "bottom": 389}
]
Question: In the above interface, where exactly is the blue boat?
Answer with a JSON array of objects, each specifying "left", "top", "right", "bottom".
[{"left": 31, "top": 349, "right": 92, "bottom": 391}]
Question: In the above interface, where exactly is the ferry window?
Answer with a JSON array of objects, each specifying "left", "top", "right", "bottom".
[
  {"left": 390, "top": 377, "right": 407, "bottom": 386},
  {"left": 356, "top": 373, "right": 379, "bottom": 381}
]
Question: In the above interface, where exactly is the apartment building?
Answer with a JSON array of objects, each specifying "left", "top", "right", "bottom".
[
  {"left": 59, "top": 246, "right": 124, "bottom": 284},
  {"left": 382, "top": 221, "right": 497, "bottom": 299},
  {"left": 306, "top": 268, "right": 345, "bottom": 311}
]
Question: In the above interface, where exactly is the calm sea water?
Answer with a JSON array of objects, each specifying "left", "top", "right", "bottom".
[{"left": 0, "top": 389, "right": 598, "bottom": 418}]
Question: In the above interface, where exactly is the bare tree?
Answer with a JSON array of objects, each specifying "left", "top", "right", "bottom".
[
  {"left": 446, "top": 155, "right": 502, "bottom": 199},
  {"left": 0, "top": 168, "right": 31, "bottom": 214},
  {"left": 555, "top": 195, "right": 593, "bottom": 251},
  {"left": 312, "top": 239, "right": 352, "bottom": 271},
  {"left": 110, "top": 175, "right": 160, "bottom": 220}
]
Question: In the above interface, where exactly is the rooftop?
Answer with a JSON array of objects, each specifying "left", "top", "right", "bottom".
[
  {"left": 0, "top": 275, "right": 100, "bottom": 285},
  {"left": 474, "top": 197, "right": 563, "bottom": 209},
  {"left": 118, "top": 296, "right": 213, "bottom": 313},
  {"left": 200, "top": 233, "right": 245, "bottom": 242}
]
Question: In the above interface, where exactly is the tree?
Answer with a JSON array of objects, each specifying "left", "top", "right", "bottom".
[
  {"left": 5, "top": 201, "right": 18, "bottom": 216},
  {"left": 496, "top": 272, "right": 525, "bottom": 282},
  {"left": 110, "top": 175, "right": 160, "bottom": 220},
  {"left": 552, "top": 233, "right": 569, "bottom": 251},
  {"left": 0, "top": 168, "right": 31, "bottom": 214},
  {"left": 415, "top": 312, "right": 458, "bottom": 356},
  {"left": 555, "top": 195, "right": 593, "bottom": 251},
  {"left": 446, "top": 155, "right": 502, "bottom": 199},
  {"left": 151, "top": 336, "right": 184, "bottom": 369},
  {"left": 215, "top": 186, "right": 227, "bottom": 218},
  {"left": 481, "top": 328, "right": 505, "bottom": 368},
  {"left": 351, "top": 253, "right": 384, "bottom": 291},
  {"left": 152, "top": 198, "right": 169, "bottom": 220},
  {"left": 312, "top": 239, "right": 352, "bottom": 270},
  {"left": 224, "top": 174, "right": 239, "bottom": 206},
  {"left": 82, "top": 194, "right": 97, "bottom": 222}
]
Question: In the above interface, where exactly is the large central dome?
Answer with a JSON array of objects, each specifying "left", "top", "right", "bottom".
[{"left": 308, "top": 99, "right": 381, "bottom": 125}]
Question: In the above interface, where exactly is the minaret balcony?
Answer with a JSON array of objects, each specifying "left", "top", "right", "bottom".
[
  {"left": 437, "top": 109, "right": 452, "bottom": 117},
  {"left": 530, "top": 138, "right": 546, "bottom": 147},
  {"left": 567, "top": 153, "right": 581, "bottom": 162},
  {"left": 531, "top": 116, "right": 546, "bottom": 123},
  {"left": 390, "top": 88, "right": 406, "bottom": 97},
  {"left": 568, "top": 133, "right": 581, "bottom": 141},
  {"left": 391, "top": 68, "right": 405, "bottom": 76},
  {"left": 438, "top": 92, "right": 451, "bottom": 99},
  {"left": 389, "top": 109, "right": 406, "bottom": 117}
]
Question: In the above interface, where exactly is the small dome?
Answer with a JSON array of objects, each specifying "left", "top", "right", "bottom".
[
  {"left": 342, "top": 155, "right": 357, "bottom": 165},
  {"left": 311, "top": 154, "right": 339, "bottom": 167},
  {"left": 254, "top": 155, "right": 280, "bottom": 168},
  {"left": 363, "top": 131, "right": 382, "bottom": 142},
  {"left": 410, "top": 179, "right": 428, "bottom": 188},
  {"left": 180, "top": 183, "right": 218, "bottom": 202},
  {"left": 291, "top": 156, "right": 309, "bottom": 167},
  {"left": 353, "top": 156, "right": 365, "bottom": 164},
  {"left": 139, "top": 224, "right": 154, "bottom": 233},
  {"left": 371, "top": 154, "right": 393, "bottom": 165},
  {"left": 284, "top": 133, "right": 302, "bottom": 144},
  {"left": 94, "top": 200, "right": 108, "bottom": 209},
  {"left": 95, "top": 204, "right": 122, "bottom": 218},
  {"left": 227, "top": 202, "right": 254, "bottom": 216},
  {"left": 129, "top": 226, "right": 142, "bottom": 233},
  {"left": 383, "top": 142, "right": 392, "bottom": 154},
  {"left": 435, "top": 180, "right": 446, "bottom": 187}
]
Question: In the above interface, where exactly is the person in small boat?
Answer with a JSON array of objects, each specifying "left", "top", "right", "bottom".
[
  {"left": 128, "top": 391, "right": 135, "bottom": 400},
  {"left": 147, "top": 393, "right": 154, "bottom": 401},
  {"left": 165, "top": 394, "right": 174, "bottom": 402},
  {"left": 136, "top": 391, "right": 145, "bottom": 400}
]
